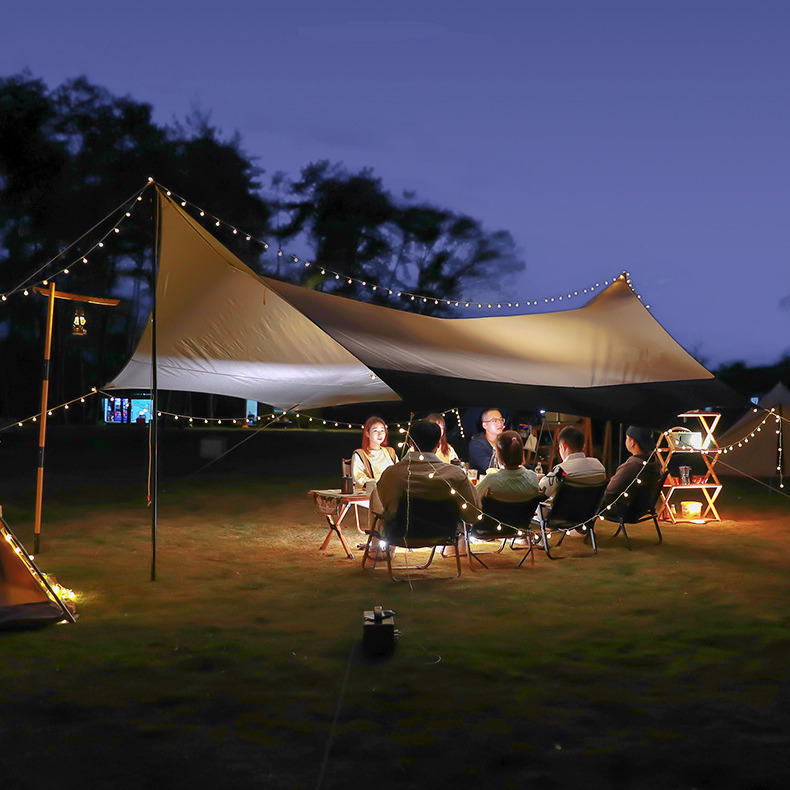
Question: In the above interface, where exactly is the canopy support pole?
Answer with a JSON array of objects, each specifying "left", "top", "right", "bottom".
[{"left": 150, "top": 189, "right": 161, "bottom": 582}]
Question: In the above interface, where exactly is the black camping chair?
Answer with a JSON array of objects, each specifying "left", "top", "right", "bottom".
[
  {"left": 601, "top": 469, "right": 669, "bottom": 549},
  {"left": 465, "top": 495, "right": 545, "bottom": 569},
  {"left": 362, "top": 496, "right": 463, "bottom": 581},
  {"left": 534, "top": 481, "right": 608, "bottom": 559}
]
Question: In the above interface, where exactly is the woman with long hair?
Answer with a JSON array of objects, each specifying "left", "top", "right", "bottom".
[
  {"left": 476, "top": 430, "right": 539, "bottom": 501},
  {"left": 351, "top": 416, "right": 398, "bottom": 488},
  {"left": 425, "top": 413, "right": 460, "bottom": 465}
]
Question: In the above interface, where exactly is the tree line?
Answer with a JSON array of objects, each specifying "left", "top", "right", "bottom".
[{"left": 0, "top": 72, "right": 522, "bottom": 419}]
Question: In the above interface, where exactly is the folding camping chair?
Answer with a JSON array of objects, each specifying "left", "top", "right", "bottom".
[
  {"left": 601, "top": 469, "right": 669, "bottom": 549},
  {"left": 534, "top": 481, "right": 607, "bottom": 559},
  {"left": 362, "top": 496, "right": 463, "bottom": 581},
  {"left": 465, "top": 495, "right": 545, "bottom": 569}
]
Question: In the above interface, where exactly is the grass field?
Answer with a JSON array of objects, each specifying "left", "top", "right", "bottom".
[{"left": 1, "top": 426, "right": 789, "bottom": 789}]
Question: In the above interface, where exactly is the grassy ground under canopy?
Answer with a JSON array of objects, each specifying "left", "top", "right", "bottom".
[{"left": 1, "top": 425, "right": 789, "bottom": 789}]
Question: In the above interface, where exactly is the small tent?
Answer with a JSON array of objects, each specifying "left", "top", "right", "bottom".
[
  {"left": 0, "top": 510, "right": 75, "bottom": 629},
  {"left": 716, "top": 382, "right": 789, "bottom": 478},
  {"left": 108, "top": 190, "right": 744, "bottom": 424}
]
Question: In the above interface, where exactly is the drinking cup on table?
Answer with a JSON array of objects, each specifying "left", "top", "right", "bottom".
[
  {"left": 364, "top": 480, "right": 376, "bottom": 496},
  {"left": 467, "top": 468, "right": 478, "bottom": 483}
]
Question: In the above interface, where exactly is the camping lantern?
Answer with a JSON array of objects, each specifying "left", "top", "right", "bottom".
[
  {"left": 680, "top": 501, "right": 703, "bottom": 520},
  {"left": 72, "top": 307, "right": 87, "bottom": 336}
]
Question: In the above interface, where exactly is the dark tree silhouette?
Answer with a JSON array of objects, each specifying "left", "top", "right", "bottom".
[
  {"left": 275, "top": 160, "right": 523, "bottom": 313},
  {"left": 0, "top": 74, "right": 273, "bottom": 417},
  {"left": 1, "top": 73, "right": 524, "bottom": 419}
]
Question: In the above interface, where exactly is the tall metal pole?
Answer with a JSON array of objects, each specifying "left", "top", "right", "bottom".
[
  {"left": 33, "top": 281, "right": 56, "bottom": 554},
  {"left": 150, "top": 190, "right": 160, "bottom": 581}
]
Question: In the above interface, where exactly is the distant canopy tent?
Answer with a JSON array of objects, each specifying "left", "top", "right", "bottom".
[
  {"left": 717, "top": 383, "right": 789, "bottom": 478},
  {"left": 107, "top": 190, "right": 744, "bottom": 425}
]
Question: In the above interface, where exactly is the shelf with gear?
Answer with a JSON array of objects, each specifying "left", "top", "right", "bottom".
[{"left": 655, "top": 411, "right": 723, "bottom": 523}]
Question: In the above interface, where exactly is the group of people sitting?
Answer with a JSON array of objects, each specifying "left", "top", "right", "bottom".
[
  {"left": 350, "top": 413, "right": 458, "bottom": 490},
  {"left": 350, "top": 409, "right": 662, "bottom": 541}
]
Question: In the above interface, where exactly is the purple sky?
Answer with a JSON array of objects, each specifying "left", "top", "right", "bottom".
[{"left": 4, "top": 0, "right": 789, "bottom": 368}]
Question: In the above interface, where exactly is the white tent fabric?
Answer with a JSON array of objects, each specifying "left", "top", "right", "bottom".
[
  {"left": 108, "top": 193, "right": 399, "bottom": 408},
  {"left": 717, "top": 382, "right": 789, "bottom": 478},
  {"left": 108, "top": 192, "right": 743, "bottom": 423}
]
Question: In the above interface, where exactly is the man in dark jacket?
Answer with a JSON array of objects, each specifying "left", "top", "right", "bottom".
[
  {"left": 468, "top": 408, "right": 505, "bottom": 473},
  {"left": 600, "top": 425, "right": 661, "bottom": 511}
]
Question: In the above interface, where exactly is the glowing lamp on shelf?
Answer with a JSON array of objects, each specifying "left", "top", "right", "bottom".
[
  {"left": 680, "top": 501, "right": 703, "bottom": 520},
  {"left": 72, "top": 307, "right": 87, "bottom": 336}
]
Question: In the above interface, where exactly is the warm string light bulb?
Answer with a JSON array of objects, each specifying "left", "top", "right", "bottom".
[
  {"left": 148, "top": 186, "right": 652, "bottom": 313},
  {"left": 1, "top": 389, "right": 100, "bottom": 434},
  {"left": 2, "top": 187, "right": 144, "bottom": 299}
]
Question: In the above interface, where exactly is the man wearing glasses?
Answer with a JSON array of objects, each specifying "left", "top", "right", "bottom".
[{"left": 469, "top": 408, "right": 506, "bottom": 473}]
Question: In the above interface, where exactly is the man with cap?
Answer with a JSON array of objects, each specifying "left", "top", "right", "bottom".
[{"left": 600, "top": 425, "right": 661, "bottom": 510}]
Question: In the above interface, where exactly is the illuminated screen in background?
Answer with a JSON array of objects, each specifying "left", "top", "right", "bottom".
[{"left": 103, "top": 397, "right": 152, "bottom": 423}]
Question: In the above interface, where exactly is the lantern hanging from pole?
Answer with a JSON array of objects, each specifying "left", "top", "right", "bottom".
[{"left": 72, "top": 307, "right": 87, "bottom": 336}]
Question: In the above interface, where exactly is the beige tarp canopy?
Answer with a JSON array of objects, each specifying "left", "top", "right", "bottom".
[{"left": 107, "top": 191, "right": 742, "bottom": 424}]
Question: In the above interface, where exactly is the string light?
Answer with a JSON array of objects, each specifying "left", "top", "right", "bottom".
[
  {"left": 144, "top": 406, "right": 410, "bottom": 434},
  {"left": 0, "top": 389, "right": 100, "bottom": 434},
  {"left": 148, "top": 183, "right": 650, "bottom": 315},
  {"left": 0, "top": 183, "right": 148, "bottom": 300},
  {"left": 715, "top": 409, "right": 786, "bottom": 454}
]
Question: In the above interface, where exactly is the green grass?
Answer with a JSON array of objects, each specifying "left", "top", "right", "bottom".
[{"left": 1, "top": 427, "right": 790, "bottom": 788}]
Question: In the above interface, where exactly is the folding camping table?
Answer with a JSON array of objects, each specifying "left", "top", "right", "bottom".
[{"left": 308, "top": 489, "right": 370, "bottom": 559}]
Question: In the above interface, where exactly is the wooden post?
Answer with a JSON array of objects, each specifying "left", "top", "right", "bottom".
[
  {"left": 602, "top": 421, "right": 613, "bottom": 475},
  {"left": 31, "top": 285, "right": 119, "bottom": 553},
  {"left": 33, "top": 281, "right": 56, "bottom": 554},
  {"left": 582, "top": 417, "right": 593, "bottom": 459}
]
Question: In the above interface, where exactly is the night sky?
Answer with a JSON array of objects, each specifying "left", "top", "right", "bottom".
[{"left": 3, "top": 0, "right": 788, "bottom": 367}]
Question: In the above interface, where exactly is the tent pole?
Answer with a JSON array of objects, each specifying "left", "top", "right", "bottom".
[
  {"left": 33, "top": 281, "right": 56, "bottom": 555},
  {"left": 150, "top": 189, "right": 161, "bottom": 582}
]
